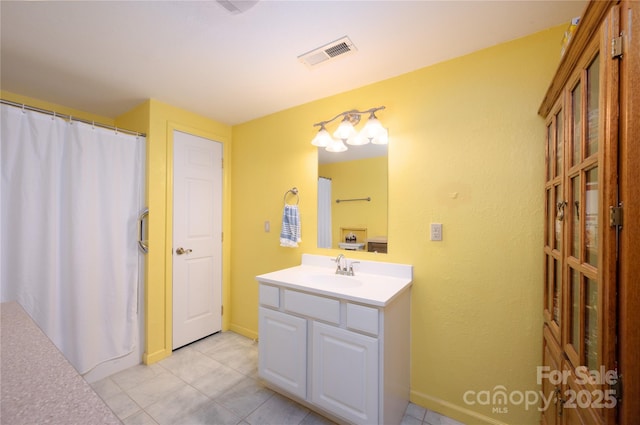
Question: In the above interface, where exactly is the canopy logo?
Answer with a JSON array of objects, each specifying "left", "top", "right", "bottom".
[{"left": 462, "top": 366, "right": 618, "bottom": 414}]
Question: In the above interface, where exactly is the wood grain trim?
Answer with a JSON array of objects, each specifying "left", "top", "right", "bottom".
[
  {"left": 618, "top": 1, "right": 640, "bottom": 423},
  {"left": 538, "top": 1, "right": 618, "bottom": 117}
]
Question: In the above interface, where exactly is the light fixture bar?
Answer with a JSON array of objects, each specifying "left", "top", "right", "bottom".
[
  {"left": 312, "top": 106, "right": 385, "bottom": 128},
  {"left": 311, "top": 106, "right": 387, "bottom": 152}
]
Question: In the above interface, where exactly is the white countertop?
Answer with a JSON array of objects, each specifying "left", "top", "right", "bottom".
[{"left": 256, "top": 254, "right": 412, "bottom": 307}]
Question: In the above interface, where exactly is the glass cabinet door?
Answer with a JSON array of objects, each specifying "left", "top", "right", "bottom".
[
  {"left": 565, "top": 53, "right": 600, "bottom": 371},
  {"left": 543, "top": 104, "right": 564, "bottom": 341}
]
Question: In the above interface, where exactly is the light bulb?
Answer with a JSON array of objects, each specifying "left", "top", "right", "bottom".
[
  {"left": 361, "top": 113, "right": 386, "bottom": 139},
  {"left": 371, "top": 128, "right": 389, "bottom": 145},
  {"left": 348, "top": 131, "right": 370, "bottom": 145},
  {"left": 326, "top": 138, "right": 348, "bottom": 153},
  {"left": 333, "top": 117, "right": 357, "bottom": 140},
  {"left": 311, "top": 126, "right": 332, "bottom": 147}
]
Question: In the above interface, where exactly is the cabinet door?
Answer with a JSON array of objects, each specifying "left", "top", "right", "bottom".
[
  {"left": 311, "top": 321, "right": 378, "bottom": 425},
  {"left": 547, "top": 6, "right": 619, "bottom": 425},
  {"left": 541, "top": 326, "right": 562, "bottom": 425},
  {"left": 544, "top": 101, "right": 565, "bottom": 345},
  {"left": 258, "top": 307, "right": 307, "bottom": 399},
  {"left": 562, "top": 27, "right": 617, "bottom": 424}
]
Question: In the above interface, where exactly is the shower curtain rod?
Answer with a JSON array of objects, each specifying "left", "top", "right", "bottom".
[{"left": 1, "top": 99, "right": 146, "bottom": 138}]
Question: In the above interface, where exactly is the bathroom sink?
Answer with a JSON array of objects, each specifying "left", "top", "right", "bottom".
[
  {"left": 256, "top": 254, "right": 413, "bottom": 306},
  {"left": 307, "top": 273, "right": 363, "bottom": 288}
]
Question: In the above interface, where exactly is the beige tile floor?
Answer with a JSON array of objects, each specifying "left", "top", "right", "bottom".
[{"left": 91, "top": 331, "right": 464, "bottom": 425}]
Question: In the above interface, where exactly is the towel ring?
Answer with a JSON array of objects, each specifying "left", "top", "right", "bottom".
[{"left": 284, "top": 187, "right": 299, "bottom": 205}]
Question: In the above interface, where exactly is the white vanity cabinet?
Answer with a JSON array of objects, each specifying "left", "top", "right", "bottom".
[
  {"left": 257, "top": 255, "right": 412, "bottom": 425},
  {"left": 258, "top": 307, "right": 307, "bottom": 399},
  {"left": 311, "top": 321, "right": 379, "bottom": 424}
]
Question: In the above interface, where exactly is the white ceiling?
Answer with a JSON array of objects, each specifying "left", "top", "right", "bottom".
[{"left": 1, "top": 0, "right": 587, "bottom": 126}]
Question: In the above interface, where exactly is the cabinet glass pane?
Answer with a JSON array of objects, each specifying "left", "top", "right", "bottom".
[
  {"left": 572, "top": 83, "right": 582, "bottom": 166},
  {"left": 547, "top": 189, "right": 553, "bottom": 247},
  {"left": 547, "top": 124, "right": 553, "bottom": 180},
  {"left": 585, "top": 278, "right": 598, "bottom": 370},
  {"left": 586, "top": 168, "right": 599, "bottom": 267},
  {"left": 556, "top": 110, "right": 564, "bottom": 177},
  {"left": 571, "top": 176, "right": 581, "bottom": 258},
  {"left": 554, "top": 185, "right": 563, "bottom": 250},
  {"left": 553, "top": 258, "right": 561, "bottom": 325},
  {"left": 570, "top": 269, "right": 581, "bottom": 350},
  {"left": 547, "top": 255, "right": 554, "bottom": 312},
  {"left": 586, "top": 55, "right": 600, "bottom": 157}
]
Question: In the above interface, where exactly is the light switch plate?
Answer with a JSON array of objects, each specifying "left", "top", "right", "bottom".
[{"left": 430, "top": 223, "right": 442, "bottom": 241}]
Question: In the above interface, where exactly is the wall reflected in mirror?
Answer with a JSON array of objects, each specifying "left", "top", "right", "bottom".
[{"left": 317, "top": 143, "right": 388, "bottom": 253}]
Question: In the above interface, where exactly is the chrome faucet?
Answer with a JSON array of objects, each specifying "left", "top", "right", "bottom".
[
  {"left": 334, "top": 254, "right": 346, "bottom": 275},
  {"left": 347, "top": 261, "right": 359, "bottom": 276},
  {"left": 333, "top": 254, "right": 358, "bottom": 276}
]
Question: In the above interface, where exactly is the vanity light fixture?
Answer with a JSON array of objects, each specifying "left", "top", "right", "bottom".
[{"left": 310, "top": 106, "right": 387, "bottom": 152}]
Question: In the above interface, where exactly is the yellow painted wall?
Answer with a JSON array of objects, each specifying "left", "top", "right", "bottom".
[
  {"left": 319, "top": 156, "right": 388, "bottom": 249},
  {"left": 230, "top": 26, "right": 565, "bottom": 424}
]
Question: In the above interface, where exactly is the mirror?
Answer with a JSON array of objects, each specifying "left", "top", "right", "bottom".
[{"left": 317, "top": 144, "right": 388, "bottom": 253}]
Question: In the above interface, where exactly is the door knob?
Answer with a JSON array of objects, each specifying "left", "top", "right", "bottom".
[{"left": 175, "top": 247, "right": 192, "bottom": 255}]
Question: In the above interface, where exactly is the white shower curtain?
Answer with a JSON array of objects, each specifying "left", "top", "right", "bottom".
[
  {"left": 317, "top": 177, "right": 332, "bottom": 249},
  {"left": 0, "top": 104, "right": 144, "bottom": 374}
]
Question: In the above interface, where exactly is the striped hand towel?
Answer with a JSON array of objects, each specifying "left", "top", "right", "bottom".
[{"left": 280, "top": 204, "right": 301, "bottom": 247}]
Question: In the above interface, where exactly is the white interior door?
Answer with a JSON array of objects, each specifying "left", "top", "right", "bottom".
[{"left": 172, "top": 130, "right": 222, "bottom": 350}]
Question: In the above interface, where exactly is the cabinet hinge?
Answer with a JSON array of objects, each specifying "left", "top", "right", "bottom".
[
  {"left": 221, "top": 232, "right": 224, "bottom": 242},
  {"left": 609, "top": 205, "right": 623, "bottom": 227},
  {"left": 221, "top": 305, "right": 224, "bottom": 316},
  {"left": 612, "top": 35, "right": 623, "bottom": 59}
]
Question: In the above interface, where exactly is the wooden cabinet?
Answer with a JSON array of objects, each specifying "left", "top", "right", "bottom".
[
  {"left": 539, "top": 1, "right": 640, "bottom": 424},
  {"left": 257, "top": 282, "right": 410, "bottom": 425}
]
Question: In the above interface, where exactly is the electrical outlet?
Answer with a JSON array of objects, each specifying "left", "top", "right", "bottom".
[
  {"left": 264, "top": 221, "right": 270, "bottom": 232},
  {"left": 430, "top": 223, "right": 443, "bottom": 241}
]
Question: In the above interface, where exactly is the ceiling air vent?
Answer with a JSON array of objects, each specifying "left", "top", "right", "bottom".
[{"left": 298, "top": 36, "right": 357, "bottom": 68}]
